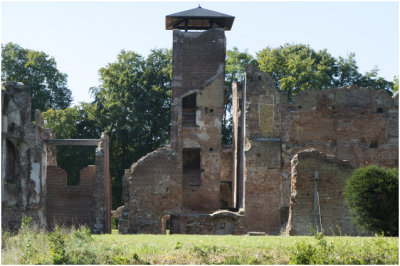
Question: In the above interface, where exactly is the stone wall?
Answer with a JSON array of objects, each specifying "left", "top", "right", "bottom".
[
  {"left": 1, "top": 82, "right": 55, "bottom": 231},
  {"left": 46, "top": 166, "right": 95, "bottom": 229},
  {"left": 119, "top": 147, "right": 181, "bottom": 234},
  {"left": 286, "top": 149, "right": 362, "bottom": 235},
  {"left": 170, "top": 210, "right": 244, "bottom": 235}
]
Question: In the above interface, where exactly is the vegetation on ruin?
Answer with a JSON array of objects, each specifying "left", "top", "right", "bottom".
[
  {"left": 2, "top": 42, "right": 398, "bottom": 208},
  {"left": 344, "top": 165, "right": 399, "bottom": 236},
  {"left": 2, "top": 219, "right": 398, "bottom": 265}
]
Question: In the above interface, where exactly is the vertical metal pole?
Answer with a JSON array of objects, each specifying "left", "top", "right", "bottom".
[{"left": 313, "top": 171, "right": 319, "bottom": 233}]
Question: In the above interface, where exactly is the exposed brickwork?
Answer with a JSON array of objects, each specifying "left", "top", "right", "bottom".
[
  {"left": 93, "top": 133, "right": 111, "bottom": 233},
  {"left": 2, "top": 82, "right": 111, "bottom": 233},
  {"left": 120, "top": 13, "right": 398, "bottom": 236},
  {"left": 238, "top": 68, "right": 284, "bottom": 234},
  {"left": 119, "top": 147, "right": 181, "bottom": 234},
  {"left": 46, "top": 134, "right": 110, "bottom": 233},
  {"left": 46, "top": 166, "right": 95, "bottom": 229},
  {"left": 170, "top": 210, "right": 244, "bottom": 235},
  {"left": 170, "top": 29, "right": 226, "bottom": 213},
  {"left": 120, "top": 27, "right": 229, "bottom": 234},
  {"left": 234, "top": 65, "right": 398, "bottom": 234},
  {"left": 220, "top": 149, "right": 233, "bottom": 209},
  {"left": 286, "top": 149, "right": 362, "bottom": 235}
]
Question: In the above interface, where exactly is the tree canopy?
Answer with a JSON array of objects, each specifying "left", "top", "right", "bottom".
[
  {"left": 1, "top": 43, "right": 73, "bottom": 116},
  {"left": 42, "top": 104, "right": 100, "bottom": 185},
  {"left": 256, "top": 44, "right": 395, "bottom": 99}
]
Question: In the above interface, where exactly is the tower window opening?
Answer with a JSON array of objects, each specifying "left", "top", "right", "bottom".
[
  {"left": 183, "top": 148, "right": 201, "bottom": 186},
  {"left": 182, "top": 93, "right": 196, "bottom": 127}
]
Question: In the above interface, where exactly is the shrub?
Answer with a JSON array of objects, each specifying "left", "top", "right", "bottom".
[{"left": 344, "top": 165, "right": 398, "bottom": 236}]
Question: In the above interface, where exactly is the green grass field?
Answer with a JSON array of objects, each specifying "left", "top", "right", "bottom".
[{"left": 2, "top": 226, "right": 398, "bottom": 264}]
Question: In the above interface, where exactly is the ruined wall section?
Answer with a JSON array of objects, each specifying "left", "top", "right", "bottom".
[
  {"left": 286, "top": 149, "right": 362, "bottom": 235},
  {"left": 170, "top": 29, "right": 226, "bottom": 152},
  {"left": 220, "top": 148, "right": 233, "bottom": 208},
  {"left": 241, "top": 66, "right": 287, "bottom": 234},
  {"left": 170, "top": 29, "right": 226, "bottom": 213},
  {"left": 93, "top": 133, "right": 112, "bottom": 233},
  {"left": 1, "top": 82, "right": 55, "bottom": 230},
  {"left": 45, "top": 134, "right": 110, "bottom": 233},
  {"left": 240, "top": 66, "right": 398, "bottom": 234},
  {"left": 280, "top": 85, "right": 399, "bottom": 210},
  {"left": 119, "top": 147, "right": 181, "bottom": 234},
  {"left": 170, "top": 210, "right": 244, "bottom": 235},
  {"left": 46, "top": 166, "right": 95, "bottom": 229},
  {"left": 231, "top": 82, "right": 240, "bottom": 208}
]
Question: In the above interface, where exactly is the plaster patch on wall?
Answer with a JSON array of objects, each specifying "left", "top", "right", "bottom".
[
  {"left": 259, "top": 95, "right": 274, "bottom": 137},
  {"left": 8, "top": 101, "right": 22, "bottom": 127},
  {"left": 198, "top": 129, "right": 210, "bottom": 141},
  {"left": 212, "top": 118, "right": 222, "bottom": 129},
  {"left": 2, "top": 116, "right": 8, "bottom": 132},
  {"left": 30, "top": 161, "right": 41, "bottom": 204}
]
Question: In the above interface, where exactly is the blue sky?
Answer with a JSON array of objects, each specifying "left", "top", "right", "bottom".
[{"left": 1, "top": 1, "right": 399, "bottom": 105}]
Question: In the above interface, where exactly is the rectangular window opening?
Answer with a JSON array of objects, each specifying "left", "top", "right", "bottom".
[
  {"left": 182, "top": 93, "right": 196, "bottom": 127},
  {"left": 183, "top": 148, "right": 201, "bottom": 186}
]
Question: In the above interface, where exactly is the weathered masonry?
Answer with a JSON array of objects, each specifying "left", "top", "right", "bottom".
[
  {"left": 1, "top": 82, "right": 111, "bottom": 233},
  {"left": 120, "top": 6, "right": 398, "bottom": 235}
]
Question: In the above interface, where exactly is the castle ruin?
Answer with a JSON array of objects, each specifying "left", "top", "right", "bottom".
[
  {"left": 119, "top": 7, "right": 398, "bottom": 235},
  {"left": 1, "top": 7, "right": 398, "bottom": 236},
  {"left": 1, "top": 82, "right": 111, "bottom": 233}
]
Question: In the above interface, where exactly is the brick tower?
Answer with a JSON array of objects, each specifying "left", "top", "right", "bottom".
[{"left": 166, "top": 7, "right": 235, "bottom": 212}]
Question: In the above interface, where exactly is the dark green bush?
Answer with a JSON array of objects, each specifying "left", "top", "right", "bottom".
[{"left": 344, "top": 165, "right": 398, "bottom": 236}]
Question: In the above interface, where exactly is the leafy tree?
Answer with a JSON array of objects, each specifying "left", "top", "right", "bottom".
[
  {"left": 91, "top": 48, "right": 172, "bottom": 208},
  {"left": 256, "top": 44, "right": 395, "bottom": 99},
  {"left": 1, "top": 43, "right": 72, "bottom": 117},
  {"left": 42, "top": 104, "right": 100, "bottom": 185},
  {"left": 344, "top": 165, "right": 398, "bottom": 236}
]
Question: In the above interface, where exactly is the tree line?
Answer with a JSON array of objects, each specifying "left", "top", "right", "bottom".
[{"left": 2, "top": 42, "right": 398, "bottom": 210}]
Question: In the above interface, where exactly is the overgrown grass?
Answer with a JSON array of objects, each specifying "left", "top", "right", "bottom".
[{"left": 2, "top": 221, "right": 398, "bottom": 264}]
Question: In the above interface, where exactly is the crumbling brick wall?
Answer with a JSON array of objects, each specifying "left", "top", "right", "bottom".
[
  {"left": 170, "top": 210, "right": 245, "bottom": 235},
  {"left": 239, "top": 67, "right": 285, "bottom": 234},
  {"left": 286, "top": 149, "right": 362, "bottom": 235},
  {"left": 234, "top": 66, "right": 398, "bottom": 234},
  {"left": 220, "top": 148, "right": 233, "bottom": 208},
  {"left": 119, "top": 147, "right": 181, "bottom": 234},
  {"left": 92, "top": 133, "right": 112, "bottom": 233},
  {"left": 46, "top": 134, "right": 111, "bottom": 233},
  {"left": 46, "top": 166, "right": 96, "bottom": 229}
]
